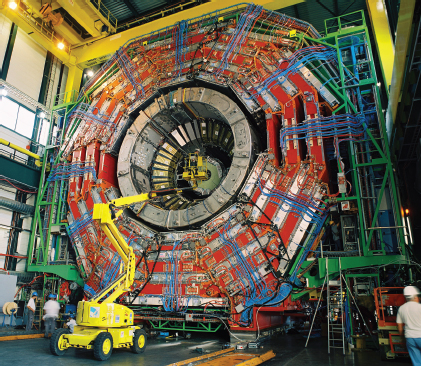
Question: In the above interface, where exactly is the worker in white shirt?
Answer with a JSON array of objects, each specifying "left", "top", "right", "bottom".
[
  {"left": 43, "top": 293, "right": 60, "bottom": 338},
  {"left": 397, "top": 286, "right": 421, "bottom": 365},
  {"left": 26, "top": 292, "right": 38, "bottom": 331},
  {"left": 65, "top": 314, "right": 77, "bottom": 333}
]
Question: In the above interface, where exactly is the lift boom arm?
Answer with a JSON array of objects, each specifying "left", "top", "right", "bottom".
[{"left": 90, "top": 188, "right": 187, "bottom": 304}]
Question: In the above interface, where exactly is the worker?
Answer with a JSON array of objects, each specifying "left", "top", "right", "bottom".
[
  {"left": 43, "top": 294, "right": 60, "bottom": 338},
  {"left": 330, "top": 221, "right": 342, "bottom": 251},
  {"left": 65, "top": 314, "right": 77, "bottom": 333},
  {"left": 26, "top": 292, "right": 38, "bottom": 331},
  {"left": 397, "top": 286, "right": 421, "bottom": 365}
]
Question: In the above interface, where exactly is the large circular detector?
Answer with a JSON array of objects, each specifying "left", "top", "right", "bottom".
[{"left": 117, "top": 87, "right": 258, "bottom": 229}]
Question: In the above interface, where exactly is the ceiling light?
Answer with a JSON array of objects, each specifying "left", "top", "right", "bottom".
[
  {"left": 8, "top": 1, "right": 18, "bottom": 10},
  {"left": 39, "top": 111, "right": 46, "bottom": 119},
  {"left": 57, "top": 42, "right": 65, "bottom": 50},
  {"left": 1, "top": 88, "right": 7, "bottom": 96},
  {"left": 87, "top": 70, "right": 94, "bottom": 77}
]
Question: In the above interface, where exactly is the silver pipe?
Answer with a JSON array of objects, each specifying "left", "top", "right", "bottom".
[{"left": 0, "top": 197, "right": 35, "bottom": 215}]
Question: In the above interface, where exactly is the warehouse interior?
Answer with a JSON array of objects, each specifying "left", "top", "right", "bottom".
[{"left": 0, "top": 0, "right": 420, "bottom": 365}]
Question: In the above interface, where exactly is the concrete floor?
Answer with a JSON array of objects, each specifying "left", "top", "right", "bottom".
[{"left": 0, "top": 332, "right": 411, "bottom": 366}]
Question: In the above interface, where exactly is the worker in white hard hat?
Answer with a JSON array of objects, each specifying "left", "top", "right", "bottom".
[
  {"left": 26, "top": 292, "right": 38, "bottom": 331},
  {"left": 43, "top": 293, "right": 60, "bottom": 338},
  {"left": 397, "top": 286, "right": 421, "bottom": 365}
]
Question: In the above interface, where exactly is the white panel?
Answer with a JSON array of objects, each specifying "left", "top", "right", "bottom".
[
  {"left": 0, "top": 185, "right": 15, "bottom": 270},
  {"left": 0, "top": 14, "right": 12, "bottom": 68},
  {"left": 0, "top": 187, "right": 17, "bottom": 200},
  {"left": 7, "top": 28, "right": 47, "bottom": 102},
  {"left": 0, "top": 273, "right": 17, "bottom": 308},
  {"left": 0, "top": 206, "right": 11, "bottom": 269},
  {"left": 0, "top": 228, "right": 7, "bottom": 268},
  {"left": 0, "top": 126, "right": 31, "bottom": 162},
  {"left": 0, "top": 208, "right": 12, "bottom": 225},
  {"left": 171, "top": 130, "right": 186, "bottom": 146}
]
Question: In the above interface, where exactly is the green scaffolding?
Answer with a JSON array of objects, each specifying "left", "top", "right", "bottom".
[{"left": 26, "top": 90, "right": 84, "bottom": 286}]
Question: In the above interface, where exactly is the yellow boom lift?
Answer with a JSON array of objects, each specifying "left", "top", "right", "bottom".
[{"left": 50, "top": 188, "right": 186, "bottom": 361}]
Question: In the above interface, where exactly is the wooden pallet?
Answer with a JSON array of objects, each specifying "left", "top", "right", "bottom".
[
  {"left": 167, "top": 347, "right": 276, "bottom": 366},
  {"left": 0, "top": 334, "right": 44, "bottom": 341}
]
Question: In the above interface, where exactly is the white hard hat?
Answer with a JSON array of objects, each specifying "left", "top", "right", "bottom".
[{"left": 404, "top": 286, "right": 421, "bottom": 297}]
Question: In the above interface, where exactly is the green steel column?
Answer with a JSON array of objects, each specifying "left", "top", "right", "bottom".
[{"left": 349, "top": 143, "right": 368, "bottom": 254}]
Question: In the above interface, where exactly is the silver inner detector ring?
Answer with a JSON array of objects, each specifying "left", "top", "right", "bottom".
[{"left": 117, "top": 87, "right": 257, "bottom": 230}]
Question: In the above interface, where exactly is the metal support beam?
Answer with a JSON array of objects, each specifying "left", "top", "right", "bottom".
[
  {"left": 385, "top": 0, "right": 416, "bottom": 141},
  {"left": 0, "top": 5, "right": 75, "bottom": 64},
  {"left": 366, "top": 0, "right": 395, "bottom": 95},
  {"left": 27, "top": 264, "right": 84, "bottom": 286},
  {"left": 0, "top": 22, "right": 17, "bottom": 80},
  {"left": 56, "top": 0, "right": 101, "bottom": 37},
  {"left": 64, "top": 64, "right": 83, "bottom": 96},
  {"left": 303, "top": 254, "right": 407, "bottom": 288}
]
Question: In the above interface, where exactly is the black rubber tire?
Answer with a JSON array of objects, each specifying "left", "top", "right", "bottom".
[
  {"left": 93, "top": 332, "right": 113, "bottom": 361},
  {"left": 131, "top": 329, "right": 147, "bottom": 354},
  {"left": 50, "top": 328, "right": 70, "bottom": 356}
]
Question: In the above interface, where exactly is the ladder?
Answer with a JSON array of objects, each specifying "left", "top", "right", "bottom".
[
  {"left": 33, "top": 296, "right": 45, "bottom": 330},
  {"left": 327, "top": 259, "right": 346, "bottom": 354}
]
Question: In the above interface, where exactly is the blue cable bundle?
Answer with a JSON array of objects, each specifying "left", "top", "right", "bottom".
[
  {"left": 256, "top": 175, "right": 327, "bottom": 229},
  {"left": 68, "top": 103, "right": 114, "bottom": 130},
  {"left": 84, "top": 284, "right": 96, "bottom": 297},
  {"left": 216, "top": 213, "right": 288, "bottom": 324},
  {"left": 100, "top": 253, "right": 122, "bottom": 289},
  {"left": 228, "top": 161, "right": 332, "bottom": 323},
  {"left": 344, "top": 297, "right": 351, "bottom": 343},
  {"left": 47, "top": 161, "right": 97, "bottom": 182},
  {"left": 216, "top": 4, "right": 263, "bottom": 76},
  {"left": 173, "top": 20, "right": 189, "bottom": 79},
  {"left": 162, "top": 239, "right": 184, "bottom": 312},
  {"left": 280, "top": 114, "right": 366, "bottom": 152},
  {"left": 115, "top": 48, "right": 146, "bottom": 98},
  {"left": 66, "top": 211, "right": 93, "bottom": 241},
  {"left": 246, "top": 46, "right": 337, "bottom": 99},
  {"left": 161, "top": 235, "right": 199, "bottom": 312}
]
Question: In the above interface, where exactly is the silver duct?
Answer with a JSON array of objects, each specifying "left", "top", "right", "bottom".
[{"left": 0, "top": 197, "right": 35, "bottom": 215}]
